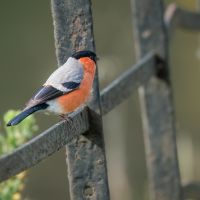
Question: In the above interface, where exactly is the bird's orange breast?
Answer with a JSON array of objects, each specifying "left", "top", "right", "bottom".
[{"left": 58, "top": 58, "right": 96, "bottom": 113}]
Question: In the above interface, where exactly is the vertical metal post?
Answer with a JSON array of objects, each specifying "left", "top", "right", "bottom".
[
  {"left": 51, "top": 0, "right": 110, "bottom": 199},
  {"left": 131, "top": 0, "right": 182, "bottom": 199}
]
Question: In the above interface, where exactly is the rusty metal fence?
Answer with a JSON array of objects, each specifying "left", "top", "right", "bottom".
[{"left": 1, "top": 0, "right": 200, "bottom": 199}]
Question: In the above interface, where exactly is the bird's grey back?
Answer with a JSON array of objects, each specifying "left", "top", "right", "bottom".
[{"left": 44, "top": 57, "right": 83, "bottom": 92}]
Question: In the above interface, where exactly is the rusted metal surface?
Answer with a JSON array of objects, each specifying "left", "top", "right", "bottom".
[
  {"left": 51, "top": 0, "right": 95, "bottom": 66},
  {"left": 51, "top": 0, "right": 110, "bottom": 199},
  {"left": 131, "top": 0, "right": 182, "bottom": 199}
]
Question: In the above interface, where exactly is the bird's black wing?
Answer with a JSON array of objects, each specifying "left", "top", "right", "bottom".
[{"left": 26, "top": 82, "right": 80, "bottom": 108}]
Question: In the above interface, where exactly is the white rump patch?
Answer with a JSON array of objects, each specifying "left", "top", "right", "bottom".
[{"left": 46, "top": 100, "right": 64, "bottom": 114}]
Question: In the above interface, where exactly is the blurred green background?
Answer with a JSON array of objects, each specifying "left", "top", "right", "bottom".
[{"left": 0, "top": 0, "right": 200, "bottom": 199}]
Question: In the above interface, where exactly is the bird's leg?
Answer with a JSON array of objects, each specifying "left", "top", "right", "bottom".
[
  {"left": 59, "top": 113, "right": 66, "bottom": 120},
  {"left": 59, "top": 114, "right": 73, "bottom": 123}
]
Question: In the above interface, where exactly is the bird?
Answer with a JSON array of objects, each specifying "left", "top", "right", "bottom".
[{"left": 7, "top": 50, "right": 97, "bottom": 126}]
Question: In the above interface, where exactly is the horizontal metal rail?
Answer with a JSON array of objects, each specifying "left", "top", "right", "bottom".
[
  {"left": 165, "top": 3, "right": 200, "bottom": 30},
  {"left": 0, "top": 52, "right": 156, "bottom": 182},
  {"left": 0, "top": 109, "right": 89, "bottom": 182},
  {"left": 183, "top": 182, "right": 200, "bottom": 199}
]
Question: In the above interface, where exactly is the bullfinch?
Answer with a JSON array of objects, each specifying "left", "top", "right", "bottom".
[{"left": 7, "top": 50, "right": 97, "bottom": 126}]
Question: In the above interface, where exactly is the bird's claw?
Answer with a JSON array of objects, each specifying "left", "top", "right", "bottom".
[{"left": 59, "top": 114, "right": 73, "bottom": 124}]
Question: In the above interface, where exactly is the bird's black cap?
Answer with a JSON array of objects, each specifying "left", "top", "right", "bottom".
[{"left": 72, "top": 50, "right": 98, "bottom": 63}]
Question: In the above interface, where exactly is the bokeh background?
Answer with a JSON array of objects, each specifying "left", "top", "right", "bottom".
[{"left": 0, "top": 0, "right": 200, "bottom": 199}]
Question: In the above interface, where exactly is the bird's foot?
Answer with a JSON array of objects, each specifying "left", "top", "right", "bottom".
[{"left": 59, "top": 114, "right": 73, "bottom": 124}]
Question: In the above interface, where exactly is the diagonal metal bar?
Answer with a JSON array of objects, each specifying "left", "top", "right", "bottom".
[
  {"left": 165, "top": 3, "right": 200, "bottom": 31},
  {"left": 0, "top": 52, "right": 156, "bottom": 183},
  {"left": 101, "top": 52, "right": 156, "bottom": 115},
  {"left": 0, "top": 108, "right": 89, "bottom": 182}
]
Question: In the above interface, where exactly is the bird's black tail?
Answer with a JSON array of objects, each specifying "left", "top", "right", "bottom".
[{"left": 7, "top": 103, "right": 48, "bottom": 126}]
